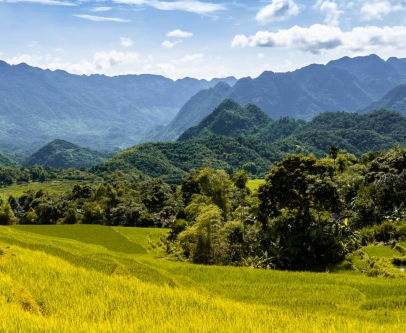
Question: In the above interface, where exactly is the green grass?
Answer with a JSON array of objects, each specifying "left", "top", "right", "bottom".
[
  {"left": 247, "top": 179, "right": 265, "bottom": 192},
  {"left": 0, "top": 180, "right": 85, "bottom": 199},
  {"left": 10, "top": 225, "right": 149, "bottom": 254},
  {"left": 363, "top": 245, "right": 399, "bottom": 258},
  {"left": 2, "top": 225, "right": 406, "bottom": 332}
]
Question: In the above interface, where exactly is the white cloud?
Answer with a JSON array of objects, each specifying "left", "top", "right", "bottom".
[
  {"left": 120, "top": 37, "right": 133, "bottom": 47},
  {"left": 360, "top": 1, "right": 406, "bottom": 21},
  {"left": 231, "top": 24, "right": 406, "bottom": 55},
  {"left": 180, "top": 53, "right": 204, "bottom": 62},
  {"left": 28, "top": 40, "right": 37, "bottom": 47},
  {"left": 314, "top": 1, "right": 343, "bottom": 26},
  {"left": 166, "top": 29, "right": 193, "bottom": 38},
  {"left": 74, "top": 15, "right": 130, "bottom": 22},
  {"left": 5, "top": 50, "right": 139, "bottom": 75},
  {"left": 92, "top": 50, "right": 139, "bottom": 70},
  {"left": 4, "top": 0, "right": 75, "bottom": 5},
  {"left": 90, "top": 6, "right": 113, "bottom": 12},
  {"left": 162, "top": 39, "right": 182, "bottom": 48},
  {"left": 112, "top": 0, "right": 225, "bottom": 15},
  {"left": 257, "top": 53, "right": 265, "bottom": 58},
  {"left": 256, "top": 0, "right": 300, "bottom": 24}
]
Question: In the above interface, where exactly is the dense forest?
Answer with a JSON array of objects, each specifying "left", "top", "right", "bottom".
[
  {"left": 1, "top": 144, "right": 405, "bottom": 272},
  {"left": 91, "top": 101, "right": 406, "bottom": 183}
]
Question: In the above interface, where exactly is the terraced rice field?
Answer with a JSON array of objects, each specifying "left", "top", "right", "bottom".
[{"left": 1, "top": 225, "right": 406, "bottom": 332}]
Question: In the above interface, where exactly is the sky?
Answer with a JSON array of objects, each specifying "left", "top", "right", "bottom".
[{"left": 1, "top": 0, "right": 406, "bottom": 80}]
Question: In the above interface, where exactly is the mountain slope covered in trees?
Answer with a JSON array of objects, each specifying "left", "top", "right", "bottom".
[
  {"left": 178, "top": 99, "right": 271, "bottom": 141},
  {"left": 91, "top": 100, "right": 406, "bottom": 183},
  {"left": 0, "top": 60, "right": 236, "bottom": 155},
  {"left": 147, "top": 54, "right": 406, "bottom": 142},
  {"left": 25, "top": 139, "right": 107, "bottom": 170},
  {"left": 360, "top": 84, "right": 406, "bottom": 115}
]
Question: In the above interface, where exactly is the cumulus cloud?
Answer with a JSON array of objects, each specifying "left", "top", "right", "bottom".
[
  {"left": 90, "top": 6, "right": 113, "bottom": 12},
  {"left": 113, "top": 0, "right": 225, "bottom": 15},
  {"left": 256, "top": 0, "right": 300, "bottom": 24},
  {"left": 314, "top": 1, "right": 343, "bottom": 26},
  {"left": 74, "top": 15, "right": 130, "bottom": 22},
  {"left": 257, "top": 53, "right": 265, "bottom": 58},
  {"left": 120, "top": 37, "right": 133, "bottom": 47},
  {"left": 28, "top": 40, "right": 37, "bottom": 47},
  {"left": 231, "top": 24, "right": 406, "bottom": 54},
  {"left": 360, "top": 1, "right": 406, "bottom": 20},
  {"left": 162, "top": 40, "right": 182, "bottom": 48},
  {"left": 166, "top": 29, "right": 193, "bottom": 38}
]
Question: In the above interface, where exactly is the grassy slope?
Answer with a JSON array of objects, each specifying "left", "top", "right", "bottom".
[
  {"left": 1, "top": 225, "right": 406, "bottom": 332},
  {"left": 0, "top": 180, "right": 87, "bottom": 200}
]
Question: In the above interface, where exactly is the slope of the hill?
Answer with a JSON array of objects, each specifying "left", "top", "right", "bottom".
[
  {"left": 0, "top": 60, "right": 236, "bottom": 155},
  {"left": 360, "top": 84, "right": 406, "bottom": 115},
  {"left": 91, "top": 135, "right": 274, "bottom": 183},
  {"left": 93, "top": 104, "right": 406, "bottom": 184},
  {"left": 149, "top": 54, "right": 406, "bottom": 142},
  {"left": 144, "top": 81, "right": 233, "bottom": 142},
  {"left": 177, "top": 99, "right": 271, "bottom": 141},
  {"left": 0, "top": 152, "right": 17, "bottom": 168},
  {"left": 25, "top": 139, "right": 107, "bottom": 170}
]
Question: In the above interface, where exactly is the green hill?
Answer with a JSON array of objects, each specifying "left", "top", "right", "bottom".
[
  {"left": 0, "top": 152, "right": 17, "bottom": 168},
  {"left": 91, "top": 135, "right": 273, "bottom": 183},
  {"left": 25, "top": 139, "right": 107, "bottom": 170},
  {"left": 92, "top": 103, "right": 406, "bottom": 184},
  {"left": 178, "top": 99, "right": 271, "bottom": 141}
]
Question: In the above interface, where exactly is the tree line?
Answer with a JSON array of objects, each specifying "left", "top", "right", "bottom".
[{"left": 1, "top": 145, "right": 406, "bottom": 271}]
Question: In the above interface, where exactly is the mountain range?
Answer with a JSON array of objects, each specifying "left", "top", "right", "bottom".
[
  {"left": 145, "top": 54, "right": 406, "bottom": 142},
  {"left": 2, "top": 54, "right": 406, "bottom": 159},
  {"left": 0, "top": 60, "right": 236, "bottom": 155}
]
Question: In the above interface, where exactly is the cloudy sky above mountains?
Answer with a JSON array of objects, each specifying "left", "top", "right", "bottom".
[{"left": 1, "top": 0, "right": 406, "bottom": 79}]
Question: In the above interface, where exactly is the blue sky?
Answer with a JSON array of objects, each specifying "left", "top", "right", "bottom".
[{"left": 1, "top": 0, "right": 406, "bottom": 79}]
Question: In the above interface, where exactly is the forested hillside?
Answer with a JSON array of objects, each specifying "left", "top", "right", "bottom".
[
  {"left": 91, "top": 101, "right": 406, "bottom": 183},
  {"left": 149, "top": 54, "right": 406, "bottom": 141},
  {"left": 25, "top": 139, "right": 107, "bottom": 170},
  {"left": 360, "top": 84, "right": 406, "bottom": 115},
  {"left": 0, "top": 60, "right": 236, "bottom": 155},
  {"left": 0, "top": 153, "right": 16, "bottom": 168}
]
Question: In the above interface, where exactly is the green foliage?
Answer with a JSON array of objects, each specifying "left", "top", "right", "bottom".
[
  {"left": 0, "top": 201, "right": 16, "bottom": 225},
  {"left": 25, "top": 139, "right": 107, "bottom": 170}
]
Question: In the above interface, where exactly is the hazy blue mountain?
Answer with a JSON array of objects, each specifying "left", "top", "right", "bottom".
[
  {"left": 143, "top": 81, "right": 233, "bottom": 142},
  {"left": 360, "top": 84, "right": 406, "bottom": 115},
  {"left": 0, "top": 60, "right": 236, "bottom": 155},
  {"left": 25, "top": 139, "right": 108, "bottom": 169},
  {"left": 149, "top": 54, "right": 406, "bottom": 142}
]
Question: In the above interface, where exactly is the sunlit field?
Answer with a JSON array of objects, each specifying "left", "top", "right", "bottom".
[
  {"left": 0, "top": 180, "right": 86, "bottom": 200},
  {"left": 1, "top": 225, "right": 406, "bottom": 332},
  {"left": 246, "top": 179, "right": 265, "bottom": 193}
]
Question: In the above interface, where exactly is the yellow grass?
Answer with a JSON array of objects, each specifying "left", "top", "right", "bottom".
[{"left": 1, "top": 225, "right": 406, "bottom": 332}]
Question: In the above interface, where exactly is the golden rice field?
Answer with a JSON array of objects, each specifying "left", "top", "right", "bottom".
[{"left": 1, "top": 225, "right": 406, "bottom": 332}]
